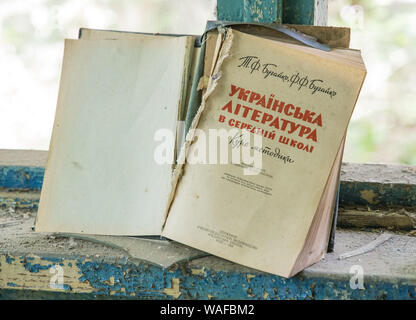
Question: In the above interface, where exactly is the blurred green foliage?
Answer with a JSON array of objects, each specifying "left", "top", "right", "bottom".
[{"left": 329, "top": 0, "right": 416, "bottom": 164}]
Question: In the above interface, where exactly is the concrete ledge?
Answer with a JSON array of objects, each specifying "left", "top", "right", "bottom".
[{"left": 1, "top": 215, "right": 416, "bottom": 299}]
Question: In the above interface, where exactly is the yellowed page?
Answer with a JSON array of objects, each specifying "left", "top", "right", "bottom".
[
  {"left": 290, "top": 139, "right": 345, "bottom": 276},
  {"left": 79, "top": 28, "right": 197, "bottom": 159},
  {"left": 163, "top": 29, "right": 366, "bottom": 277},
  {"left": 36, "top": 37, "right": 190, "bottom": 235}
]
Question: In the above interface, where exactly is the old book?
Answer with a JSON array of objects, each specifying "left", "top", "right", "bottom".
[
  {"left": 35, "top": 25, "right": 364, "bottom": 277},
  {"left": 162, "top": 28, "right": 366, "bottom": 277}
]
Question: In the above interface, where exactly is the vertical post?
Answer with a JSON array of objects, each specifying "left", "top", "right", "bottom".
[
  {"left": 217, "top": 0, "right": 283, "bottom": 23},
  {"left": 216, "top": 0, "right": 328, "bottom": 25},
  {"left": 282, "top": 0, "right": 328, "bottom": 25}
]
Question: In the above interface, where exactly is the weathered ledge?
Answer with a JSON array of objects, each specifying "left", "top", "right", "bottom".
[{"left": 1, "top": 215, "right": 416, "bottom": 299}]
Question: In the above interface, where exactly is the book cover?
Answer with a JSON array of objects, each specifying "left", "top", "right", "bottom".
[{"left": 162, "top": 28, "right": 366, "bottom": 277}]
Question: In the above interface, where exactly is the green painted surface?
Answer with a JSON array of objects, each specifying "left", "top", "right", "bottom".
[
  {"left": 282, "top": 0, "right": 315, "bottom": 25},
  {"left": 340, "top": 181, "right": 416, "bottom": 209},
  {"left": 216, "top": 0, "right": 321, "bottom": 25},
  {"left": 217, "top": 0, "right": 283, "bottom": 23}
]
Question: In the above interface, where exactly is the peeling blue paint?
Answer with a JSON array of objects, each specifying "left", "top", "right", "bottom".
[
  {"left": 2, "top": 253, "right": 416, "bottom": 299},
  {"left": 75, "top": 259, "right": 416, "bottom": 300},
  {"left": 0, "top": 166, "right": 44, "bottom": 190},
  {"left": 62, "top": 284, "right": 71, "bottom": 291},
  {"left": 22, "top": 261, "right": 52, "bottom": 273},
  {"left": 5, "top": 254, "right": 15, "bottom": 264},
  {"left": 0, "top": 196, "right": 39, "bottom": 210},
  {"left": 7, "top": 282, "right": 19, "bottom": 288},
  {"left": 41, "top": 257, "right": 63, "bottom": 263},
  {"left": 76, "top": 261, "right": 170, "bottom": 297},
  {"left": 22, "top": 256, "right": 35, "bottom": 261}
]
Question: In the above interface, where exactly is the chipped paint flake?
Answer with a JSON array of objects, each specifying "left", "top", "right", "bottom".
[
  {"left": 246, "top": 274, "right": 256, "bottom": 283},
  {"left": 163, "top": 278, "right": 181, "bottom": 299},
  {"left": 360, "top": 189, "right": 378, "bottom": 204},
  {"left": 191, "top": 267, "right": 206, "bottom": 276},
  {"left": 0, "top": 254, "right": 93, "bottom": 293}
]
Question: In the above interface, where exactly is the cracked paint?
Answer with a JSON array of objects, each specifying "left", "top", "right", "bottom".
[
  {"left": 163, "top": 278, "right": 181, "bottom": 299},
  {"left": 1, "top": 253, "right": 416, "bottom": 299},
  {"left": 360, "top": 189, "right": 379, "bottom": 204}
]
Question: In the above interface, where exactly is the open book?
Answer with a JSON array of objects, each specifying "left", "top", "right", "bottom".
[{"left": 35, "top": 25, "right": 365, "bottom": 277}]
